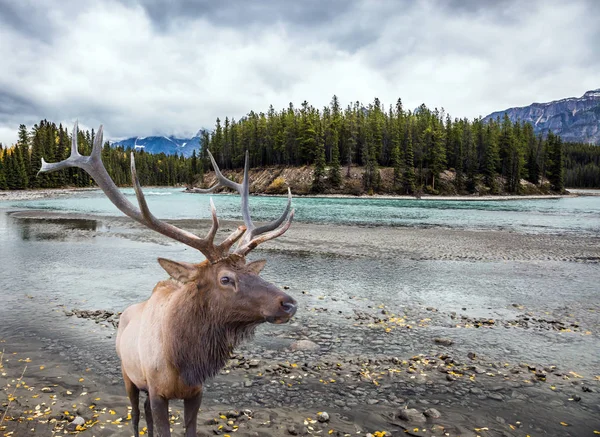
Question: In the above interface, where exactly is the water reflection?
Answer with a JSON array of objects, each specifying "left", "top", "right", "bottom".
[{"left": 12, "top": 216, "right": 100, "bottom": 241}]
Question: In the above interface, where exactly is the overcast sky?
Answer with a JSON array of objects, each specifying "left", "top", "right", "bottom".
[{"left": 1, "top": 0, "right": 598, "bottom": 145}]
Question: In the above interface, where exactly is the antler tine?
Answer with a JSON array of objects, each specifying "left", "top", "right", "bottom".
[
  {"left": 39, "top": 120, "right": 83, "bottom": 173},
  {"left": 199, "top": 149, "right": 293, "bottom": 256},
  {"left": 194, "top": 151, "right": 241, "bottom": 193},
  {"left": 236, "top": 209, "right": 295, "bottom": 256},
  {"left": 250, "top": 187, "right": 292, "bottom": 238}
]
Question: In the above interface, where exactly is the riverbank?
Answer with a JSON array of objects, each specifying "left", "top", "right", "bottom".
[
  {"left": 1, "top": 210, "right": 599, "bottom": 436},
  {"left": 0, "top": 188, "right": 99, "bottom": 202}
]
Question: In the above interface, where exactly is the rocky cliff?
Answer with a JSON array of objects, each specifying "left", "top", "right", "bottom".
[{"left": 483, "top": 89, "right": 600, "bottom": 144}]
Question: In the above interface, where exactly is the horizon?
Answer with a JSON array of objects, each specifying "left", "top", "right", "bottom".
[{"left": 1, "top": 0, "right": 599, "bottom": 146}]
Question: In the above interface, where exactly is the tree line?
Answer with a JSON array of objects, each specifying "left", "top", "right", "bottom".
[
  {"left": 0, "top": 100, "right": 599, "bottom": 193},
  {"left": 564, "top": 142, "right": 600, "bottom": 188},
  {"left": 200, "top": 96, "right": 570, "bottom": 194},
  {"left": 0, "top": 120, "right": 198, "bottom": 190}
]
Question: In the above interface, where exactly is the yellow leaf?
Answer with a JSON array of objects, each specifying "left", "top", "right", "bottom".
[
  {"left": 109, "top": 410, "right": 116, "bottom": 415},
  {"left": 39, "top": 366, "right": 45, "bottom": 370},
  {"left": 560, "top": 422, "right": 569, "bottom": 426},
  {"left": 79, "top": 377, "right": 85, "bottom": 382}
]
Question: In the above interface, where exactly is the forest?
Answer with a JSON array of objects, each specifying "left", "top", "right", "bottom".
[{"left": 0, "top": 97, "right": 599, "bottom": 194}]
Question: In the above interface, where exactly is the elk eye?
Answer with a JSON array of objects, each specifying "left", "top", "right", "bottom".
[{"left": 220, "top": 276, "right": 232, "bottom": 285}]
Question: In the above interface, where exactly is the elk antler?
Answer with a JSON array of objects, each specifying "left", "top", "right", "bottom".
[
  {"left": 39, "top": 122, "right": 245, "bottom": 262},
  {"left": 196, "top": 150, "right": 294, "bottom": 256}
]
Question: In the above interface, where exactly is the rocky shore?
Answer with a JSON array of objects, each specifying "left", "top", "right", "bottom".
[{"left": 1, "top": 298, "right": 598, "bottom": 437}]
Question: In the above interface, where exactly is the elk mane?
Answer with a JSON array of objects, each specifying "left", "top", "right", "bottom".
[{"left": 165, "top": 282, "right": 258, "bottom": 386}]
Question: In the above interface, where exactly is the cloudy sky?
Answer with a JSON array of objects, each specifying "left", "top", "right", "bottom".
[{"left": 1, "top": 0, "right": 598, "bottom": 145}]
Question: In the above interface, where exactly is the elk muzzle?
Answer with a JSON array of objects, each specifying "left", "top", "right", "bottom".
[{"left": 267, "top": 294, "right": 297, "bottom": 324}]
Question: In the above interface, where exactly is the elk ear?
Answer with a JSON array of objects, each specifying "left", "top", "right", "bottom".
[
  {"left": 158, "top": 258, "right": 198, "bottom": 283},
  {"left": 246, "top": 259, "right": 267, "bottom": 275}
]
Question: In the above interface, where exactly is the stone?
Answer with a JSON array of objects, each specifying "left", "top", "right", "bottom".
[
  {"left": 66, "top": 416, "right": 86, "bottom": 431},
  {"left": 290, "top": 340, "right": 320, "bottom": 351},
  {"left": 287, "top": 425, "right": 298, "bottom": 435},
  {"left": 424, "top": 408, "right": 441, "bottom": 419},
  {"left": 397, "top": 408, "right": 427, "bottom": 423},
  {"left": 434, "top": 338, "right": 454, "bottom": 346},
  {"left": 317, "top": 411, "right": 330, "bottom": 422}
]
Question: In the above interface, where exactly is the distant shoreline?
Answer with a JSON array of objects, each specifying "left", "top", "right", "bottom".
[{"left": 1, "top": 186, "right": 596, "bottom": 202}]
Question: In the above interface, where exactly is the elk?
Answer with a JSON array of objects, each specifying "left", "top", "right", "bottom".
[{"left": 39, "top": 123, "right": 297, "bottom": 437}]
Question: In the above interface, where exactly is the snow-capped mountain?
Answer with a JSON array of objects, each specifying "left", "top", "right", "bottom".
[
  {"left": 111, "top": 130, "right": 205, "bottom": 157},
  {"left": 483, "top": 89, "right": 600, "bottom": 144}
]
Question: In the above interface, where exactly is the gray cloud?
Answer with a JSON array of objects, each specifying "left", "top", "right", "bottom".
[
  {"left": 133, "top": 0, "right": 358, "bottom": 31},
  {"left": 0, "top": 0, "right": 598, "bottom": 146}
]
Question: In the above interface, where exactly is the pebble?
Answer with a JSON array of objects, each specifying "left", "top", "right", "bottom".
[
  {"left": 424, "top": 408, "right": 442, "bottom": 419},
  {"left": 66, "top": 416, "right": 85, "bottom": 431},
  {"left": 397, "top": 408, "right": 427, "bottom": 423},
  {"left": 434, "top": 338, "right": 454, "bottom": 346},
  {"left": 317, "top": 411, "right": 330, "bottom": 422},
  {"left": 290, "top": 340, "right": 320, "bottom": 351}
]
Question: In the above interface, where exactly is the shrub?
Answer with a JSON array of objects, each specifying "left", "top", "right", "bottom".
[{"left": 266, "top": 176, "right": 288, "bottom": 194}]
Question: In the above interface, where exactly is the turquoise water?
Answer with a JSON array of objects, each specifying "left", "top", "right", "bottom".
[{"left": 2, "top": 188, "right": 600, "bottom": 235}]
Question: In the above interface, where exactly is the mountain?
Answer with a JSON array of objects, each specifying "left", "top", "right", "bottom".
[
  {"left": 110, "top": 130, "right": 205, "bottom": 157},
  {"left": 483, "top": 89, "right": 600, "bottom": 144}
]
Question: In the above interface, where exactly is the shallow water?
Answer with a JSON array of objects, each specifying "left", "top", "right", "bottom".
[{"left": 1, "top": 191, "right": 599, "bottom": 379}]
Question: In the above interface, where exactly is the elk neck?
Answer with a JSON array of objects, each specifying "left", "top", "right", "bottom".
[{"left": 164, "top": 279, "right": 258, "bottom": 387}]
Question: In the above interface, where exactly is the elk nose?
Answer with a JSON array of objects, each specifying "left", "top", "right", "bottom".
[{"left": 281, "top": 299, "right": 297, "bottom": 316}]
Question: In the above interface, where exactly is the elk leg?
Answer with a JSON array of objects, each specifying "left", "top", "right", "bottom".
[
  {"left": 144, "top": 394, "right": 154, "bottom": 437},
  {"left": 149, "top": 395, "right": 171, "bottom": 437},
  {"left": 123, "top": 373, "right": 140, "bottom": 437},
  {"left": 183, "top": 391, "right": 203, "bottom": 437}
]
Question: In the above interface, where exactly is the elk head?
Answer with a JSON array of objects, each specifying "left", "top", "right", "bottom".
[{"left": 157, "top": 256, "right": 297, "bottom": 325}]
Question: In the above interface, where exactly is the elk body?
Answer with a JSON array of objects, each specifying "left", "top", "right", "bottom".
[{"left": 40, "top": 123, "right": 297, "bottom": 437}]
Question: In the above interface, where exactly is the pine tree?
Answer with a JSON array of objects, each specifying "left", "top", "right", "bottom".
[
  {"left": 484, "top": 124, "right": 500, "bottom": 193},
  {"left": 547, "top": 132, "right": 565, "bottom": 192},
  {"left": 312, "top": 135, "right": 326, "bottom": 193},
  {"left": 403, "top": 125, "right": 416, "bottom": 195},
  {"left": 0, "top": 146, "right": 7, "bottom": 190},
  {"left": 429, "top": 122, "right": 446, "bottom": 191},
  {"left": 328, "top": 129, "right": 341, "bottom": 188}
]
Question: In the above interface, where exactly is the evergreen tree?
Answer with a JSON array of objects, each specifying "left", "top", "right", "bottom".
[
  {"left": 403, "top": 124, "right": 416, "bottom": 194},
  {"left": 547, "top": 132, "right": 565, "bottom": 192},
  {"left": 0, "top": 146, "right": 7, "bottom": 190},
  {"left": 484, "top": 123, "right": 500, "bottom": 193},
  {"left": 312, "top": 134, "right": 326, "bottom": 193}
]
